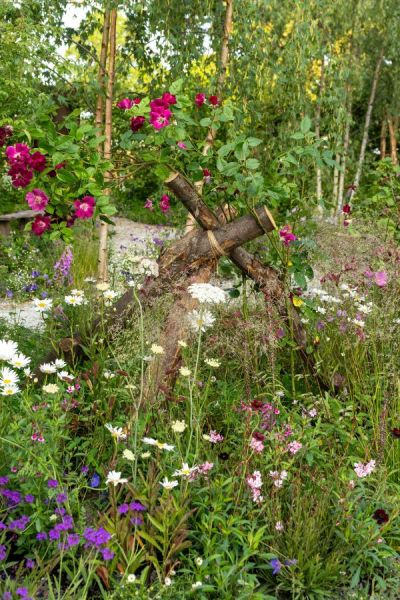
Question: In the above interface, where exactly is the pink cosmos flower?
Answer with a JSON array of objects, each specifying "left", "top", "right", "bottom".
[
  {"left": 32, "top": 215, "right": 51, "bottom": 236},
  {"left": 130, "top": 116, "right": 146, "bottom": 132},
  {"left": 144, "top": 198, "right": 154, "bottom": 211},
  {"left": 354, "top": 459, "right": 376, "bottom": 478},
  {"left": 195, "top": 93, "right": 206, "bottom": 107},
  {"left": 73, "top": 196, "right": 96, "bottom": 220},
  {"left": 29, "top": 151, "right": 47, "bottom": 172},
  {"left": 279, "top": 225, "right": 297, "bottom": 246},
  {"left": 25, "top": 189, "right": 49, "bottom": 211},
  {"left": 177, "top": 141, "right": 187, "bottom": 149},
  {"left": 209, "top": 95, "right": 219, "bottom": 106},
  {"left": 117, "top": 98, "right": 135, "bottom": 109},
  {"left": 374, "top": 271, "right": 387, "bottom": 287},
  {"left": 159, "top": 194, "right": 170, "bottom": 213},
  {"left": 287, "top": 440, "right": 303, "bottom": 455}
]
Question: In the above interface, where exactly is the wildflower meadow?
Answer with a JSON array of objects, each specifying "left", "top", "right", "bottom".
[{"left": 0, "top": 1, "right": 400, "bottom": 599}]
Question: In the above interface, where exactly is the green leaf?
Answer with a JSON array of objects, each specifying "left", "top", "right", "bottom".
[
  {"left": 200, "top": 117, "right": 212, "bottom": 127},
  {"left": 154, "top": 164, "right": 171, "bottom": 180},
  {"left": 247, "top": 137, "right": 263, "bottom": 147},
  {"left": 300, "top": 116, "right": 312, "bottom": 134},
  {"left": 245, "top": 158, "right": 260, "bottom": 170}
]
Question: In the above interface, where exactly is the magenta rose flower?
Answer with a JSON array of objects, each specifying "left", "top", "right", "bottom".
[
  {"left": 5, "top": 143, "right": 30, "bottom": 165},
  {"left": 29, "top": 151, "right": 47, "bottom": 172},
  {"left": 32, "top": 215, "right": 51, "bottom": 236},
  {"left": 117, "top": 98, "right": 134, "bottom": 109},
  {"left": 8, "top": 164, "right": 33, "bottom": 188},
  {"left": 25, "top": 189, "right": 49, "bottom": 211},
  {"left": 130, "top": 116, "right": 146, "bottom": 132},
  {"left": 209, "top": 95, "right": 219, "bottom": 106},
  {"left": 161, "top": 91, "right": 176, "bottom": 105},
  {"left": 159, "top": 194, "right": 170, "bottom": 214},
  {"left": 73, "top": 196, "right": 96, "bottom": 219},
  {"left": 195, "top": 93, "right": 206, "bottom": 107}
]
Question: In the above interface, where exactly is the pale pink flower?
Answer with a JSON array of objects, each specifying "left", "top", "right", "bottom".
[
  {"left": 287, "top": 440, "right": 303, "bottom": 455},
  {"left": 208, "top": 430, "right": 224, "bottom": 443},
  {"left": 354, "top": 460, "right": 376, "bottom": 478},
  {"left": 374, "top": 271, "right": 387, "bottom": 287},
  {"left": 247, "top": 470, "right": 263, "bottom": 503}
]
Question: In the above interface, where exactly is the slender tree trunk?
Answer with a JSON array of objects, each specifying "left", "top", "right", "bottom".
[
  {"left": 337, "top": 94, "right": 352, "bottom": 217},
  {"left": 95, "top": 10, "right": 110, "bottom": 143},
  {"left": 380, "top": 118, "right": 387, "bottom": 159},
  {"left": 315, "top": 57, "right": 325, "bottom": 210},
  {"left": 185, "top": 0, "right": 233, "bottom": 233},
  {"left": 98, "top": 8, "right": 117, "bottom": 282},
  {"left": 332, "top": 152, "right": 339, "bottom": 206},
  {"left": 351, "top": 47, "right": 384, "bottom": 199},
  {"left": 387, "top": 116, "right": 398, "bottom": 165}
]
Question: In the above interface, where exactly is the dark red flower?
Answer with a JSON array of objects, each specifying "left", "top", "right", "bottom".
[
  {"left": 130, "top": 116, "right": 146, "bottom": 132},
  {"left": 8, "top": 164, "right": 33, "bottom": 188},
  {"left": 161, "top": 91, "right": 176, "bottom": 105},
  {"left": 195, "top": 93, "right": 206, "bottom": 107},
  {"left": 251, "top": 400, "right": 263, "bottom": 411},
  {"left": 342, "top": 204, "right": 351, "bottom": 214},
  {"left": 0, "top": 125, "right": 13, "bottom": 147},
  {"left": 31, "top": 215, "right": 51, "bottom": 236},
  {"left": 391, "top": 428, "right": 400, "bottom": 439},
  {"left": 29, "top": 151, "right": 47, "bottom": 172},
  {"left": 252, "top": 431, "right": 265, "bottom": 442},
  {"left": 209, "top": 95, "right": 219, "bottom": 106},
  {"left": 48, "top": 162, "right": 66, "bottom": 178},
  {"left": 372, "top": 509, "right": 389, "bottom": 525}
]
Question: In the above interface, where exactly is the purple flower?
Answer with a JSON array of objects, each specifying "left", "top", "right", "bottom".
[
  {"left": 0, "top": 544, "right": 7, "bottom": 561},
  {"left": 129, "top": 501, "right": 146, "bottom": 512},
  {"left": 36, "top": 532, "right": 47, "bottom": 541},
  {"left": 49, "top": 528, "right": 61, "bottom": 541},
  {"left": 53, "top": 247, "right": 73, "bottom": 283},
  {"left": 48, "top": 479, "right": 58, "bottom": 488},
  {"left": 284, "top": 558, "right": 297, "bottom": 567},
  {"left": 24, "top": 494, "right": 35, "bottom": 504},
  {"left": 0, "top": 476, "right": 10, "bottom": 486},
  {"left": 100, "top": 547, "right": 115, "bottom": 561},
  {"left": 117, "top": 503, "right": 130, "bottom": 515},
  {"left": 130, "top": 516, "right": 143, "bottom": 526},
  {"left": 16, "top": 588, "right": 29, "bottom": 598},
  {"left": 25, "top": 559, "right": 35, "bottom": 569},
  {"left": 270, "top": 558, "right": 282, "bottom": 575},
  {"left": 5, "top": 290, "right": 13, "bottom": 298},
  {"left": 9, "top": 515, "right": 30, "bottom": 531},
  {"left": 3, "top": 592, "right": 12, "bottom": 600},
  {"left": 1, "top": 488, "right": 21, "bottom": 506},
  {"left": 83, "top": 527, "right": 111, "bottom": 548},
  {"left": 56, "top": 493, "right": 68, "bottom": 504},
  {"left": 66, "top": 533, "right": 80, "bottom": 548},
  {"left": 81, "top": 465, "right": 89, "bottom": 474},
  {"left": 89, "top": 473, "right": 100, "bottom": 488},
  {"left": 0, "top": 522, "right": 6, "bottom": 530},
  {"left": 374, "top": 271, "right": 388, "bottom": 287}
]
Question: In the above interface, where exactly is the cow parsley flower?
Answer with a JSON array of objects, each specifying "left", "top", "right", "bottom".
[
  {"left": 171, "top": 420, "right": 187, "bottom": 433},
  {"left": 205, "top": 358, "right": 220, "bottom": 368},
  {"left": 151, "top": 344, "right": 164, "bottom": 355},
  {"left": 42, "top": 383, "right": 59, "bottom": 394},
  {"left": 187, "top": 283, "right": 226, "bottom": 305},
  {"left": 123, "top": 449, "right": 135, "bottom": 461},
  {"left": 179, "top": 366, "right": 191, "bottom": 377}
]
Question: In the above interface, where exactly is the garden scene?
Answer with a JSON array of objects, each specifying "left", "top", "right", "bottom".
[{"left": 1, "top": 0, "right": 400, "bottom": 598}]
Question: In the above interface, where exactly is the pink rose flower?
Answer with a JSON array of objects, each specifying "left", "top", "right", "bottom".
[
  {"left": 25, "top": 189, "right": 49, "bottom": 211},
  {"left": 195, "top": 93, "right": 206, "bottom": 107},
  {"left": 117, "top": 98, "right": 134, "bottom": 109},
  {"left": 73, "top": 196, "right": 96, "bottom": 219},
  {"left": 29, "top": 151, "right": 47, "bottom": 172},
  {"left": 159, "top": 194, "right": 170, "bottom": 213}
]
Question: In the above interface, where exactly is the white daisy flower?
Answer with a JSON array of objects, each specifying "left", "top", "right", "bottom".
[
  {"left": 188, "top": 309, "right": 215, "bottom": 332},
  {"left": 103, "top": 290, "right": 118, "bottom": 301},
  {"left": 0, "top": 339, "right": 18, "bottom": 361},
  {"left": 39, "top": 363, "right": 57, "bottom": 374},
  {"left": 54, "top": 359, "right": 67, "bottom": 370},
  {"left": 173, "top": 462, "right": 197, "bottom": 477},
  {"left": 142, "top": 437, "right": 174, "bottom": 451},
  {"left": 1, "top": 384, "right": 20, "bottom": 396},
  {"left": 160, "top": 478, "right": 179, "bottom": 490},
  {"left": 65, "top": 295, "right": 84, "bottom": 306},
  {"left": 106, "top": 470, "right": 128, "bottom": 486},
  {"left": 70, "top": 289, "right": 85, "bottom": 297},
  {"left": 32, "top": 298, "right": 53, "bottom": 313},
  {"left": 9, "top": 353, "right": 30, "bottom": 369},
  {"left": 0, "top": 367, "right": 19, "bottom": 387},
  {"left": 57, "top": 371, "right": 74, "bottom": 381},
  {"left": 105, "top": 423, "right": 127, "bottom": 440}
]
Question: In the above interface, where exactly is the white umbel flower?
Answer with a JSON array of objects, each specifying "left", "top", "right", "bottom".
[
  {"left": 179, "top": 366, "right": 191, "bottom": 377},
  {"left": 187, "top": 283, "right": 226, "bottom": 305},
  {"left": 32, "top": 298, "right": 53, "bottom": 313},
  {"left": 105, "top": 423, "right": 127, "bottom": 440},
  {"left": 123, "top": 449, "right": 135, "bottom": 461},
  {"left": 188, "top": 309, "right": 215, "bottom": 332},
  {"left": 9, "top": 353, "right": 30, "bottom": 369},
  {"left": 42, "top": 383, "right": 59, "bottom": 394},
  {"left": 171, "top": 420, "right": 187, "bottom": 433},
  {"left": 106, "top": 470, "right": 128, "bottom": 486},
  {"left": 151, "top": 344, "right": 164, "bottom": 355},
  {"left": 204, "top": 358, "right": 220, "bottom": 368},
  {"left": 0, "top": 367, "right": 19, "bottom": 387},
  {"left": 0, "top": 339, "right": 18, "bottom": 361}
]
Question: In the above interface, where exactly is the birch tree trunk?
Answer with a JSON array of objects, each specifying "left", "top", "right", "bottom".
[
  {"left": 95, "top": 10, "right": 110, "bottom": 143},
  {"left": 332, "top": 153, "right": 339, "bottom": 207},
  {"left": 380, "top": 118, "right": 387, "bottom": 159},
  {"left": 185, "top": 0, "right": 233, "bottom": 233},
  {"left": 351, "top": 48, "right": 384, "bottom": 199},
  {"left": 315, "top": 58, "right": 325, "bottom": 211},
  {"left": 388, "top": 116, "right": 398, "bottom": 165},
  {"left": 337, "top": 108, "right": 351, "bottom": 217},
  {"left": 98, "top": 8, "right": 117, "bottom": 282}
]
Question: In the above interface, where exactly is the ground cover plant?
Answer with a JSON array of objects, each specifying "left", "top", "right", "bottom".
[{"left": 1, "top": 1, "right": 400, "bottom": 599}]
